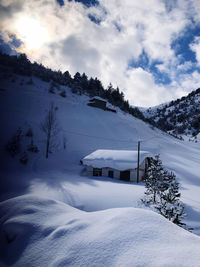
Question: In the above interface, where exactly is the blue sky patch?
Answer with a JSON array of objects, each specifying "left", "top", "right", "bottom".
[
  {"left": 88, "top": 14, "right": 101, "bottom": 24},
  {"left": 66, "top": 0, "right": 99, "bottom": 7},
  {"left": 171, "top": 26, "right": 200, "bottom": 63},
  {"left": 128, "top": 51, "right": 172, "bottom": 85}
]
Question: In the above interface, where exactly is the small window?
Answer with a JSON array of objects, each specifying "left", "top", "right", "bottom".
[
  {"left": 120, "top": 170, "right": 130, "bottom": 181},
  {"left": 108, "top": 170, "right": 114, "bottom": 178},
  {"left": 93, "top": 168, "right": 102, "bottom": 176}
]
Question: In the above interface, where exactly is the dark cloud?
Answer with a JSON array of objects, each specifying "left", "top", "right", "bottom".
[
  {"left": 8, "top": 34, "right": 22, "bottom": 48},
  {"left": 0, "top": 32, "right": 22, "bottom": 55},
  {"left": 59, "top": 35, "right": 100, "bottom": 76},
  {"left": 0, "top": 1, "right": 23, "bottom": 20},
  {"left": 0, "top": 38, "right": 18, "bottom": 55}
]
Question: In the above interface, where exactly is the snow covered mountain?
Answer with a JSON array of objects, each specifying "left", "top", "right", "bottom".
[
  {"left": 141, "top": 88, "right": 200, "bottom": 141},
  {"left": 1, "top": 57, "right": 200, "bottom": 266}
]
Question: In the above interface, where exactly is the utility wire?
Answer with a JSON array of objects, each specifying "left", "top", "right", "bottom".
[
  {"left": 142, "top": 136, "right": 162, "bottom": 142},
  {"left": 63, "top": 129, "right": 139, "bottom": 143},
  {"left": 63, "top": 129, "right": 163, "bottom": 144}
]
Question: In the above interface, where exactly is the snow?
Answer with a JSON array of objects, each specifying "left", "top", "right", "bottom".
[
  {"left": 82, "top": 149, "right": 151, "bottom": 170},
  {"left": 1, "top": 70, "right": 200, "bottom": 266},
  {"left": 1, "top": 194, "right": 200, "bottom": 267},
  {"left": 89, "top": 96, "right": 107, "bottom": 102},
  {"left": 141, "top": 90, "right": 200, "bottom": 138}
]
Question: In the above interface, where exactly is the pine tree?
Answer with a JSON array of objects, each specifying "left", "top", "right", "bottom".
[
  {"left": 72, "top": 72, "right": 82, "bottom": 94},
  {"left": 156, "top": 172, "right": 186, "bottom": 227},
  {"left": 63, "top": 70, "right": 72, "bottom": 87},
  {"left": 142, "top": 155, "right": 165, "bottom": 205},
  {"left": 142, "top": 155, "right": 186, "bottom": 228}
]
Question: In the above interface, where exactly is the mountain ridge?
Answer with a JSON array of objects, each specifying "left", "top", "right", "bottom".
[{"left": 141, "top": 88, "right": 200, "bottom": 141}]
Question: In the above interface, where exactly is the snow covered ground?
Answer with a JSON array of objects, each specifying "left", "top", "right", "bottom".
[
  {"left": 1, "top": 195, "right": 200, "bottom": 267},
  {"left": 0, "top": 71, "right": 200, "bottom": 266}
]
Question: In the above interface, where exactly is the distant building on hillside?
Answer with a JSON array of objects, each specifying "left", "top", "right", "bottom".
[
  {"left": 87, "top": 97, "right": 116, "bottom": 113},
  {"left": 88, "top": 96, "right": 107, "bottom": 110},
  {"left": 82, "top": 149, "right": 152, "bottom": 182}
]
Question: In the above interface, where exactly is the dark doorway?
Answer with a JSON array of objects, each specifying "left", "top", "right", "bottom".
[
  {"left": 93, "top": 168, "right": 102, "bottom": 176},
  {"left": 108, "top": 170, "right": 114, "bottom": 178},
  {"left": 120, "top": 170, "right": 130, "bottom": 181}
]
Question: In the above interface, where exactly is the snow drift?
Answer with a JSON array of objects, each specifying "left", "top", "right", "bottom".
[{"left": 1, "top": 195, "right": 200, "bottom": 267}]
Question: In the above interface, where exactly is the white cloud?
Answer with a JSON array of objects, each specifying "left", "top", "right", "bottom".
[
  {"left": 177, "top": 61, "right": 194, "bottom": 71},
  {"left": 0, "top": 0, "right": 199, "bottom": 106},
  {"left": 123, "top": 68, "right": 173, "bottom": 107},
  {"left": 190, "top": 36, "right": 200, "bottom": 66},
  {"left": 172, "top": 70, "right": 200, "bottom": 93}
]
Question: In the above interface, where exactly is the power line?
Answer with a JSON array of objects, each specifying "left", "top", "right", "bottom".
[
  {"left": 142, "top": 136, "right": 159, "bottom": 142},
  {"left": 63, "top": 129, "right": 139, "bottom": 143},
  {"left": 141, "top": 135, "right": 167, "bottom": 143},
  {"left": 63, "top": 129, "right": 165, "bottom": 144}
]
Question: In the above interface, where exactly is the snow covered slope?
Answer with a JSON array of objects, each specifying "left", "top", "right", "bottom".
[
  {"left": 0, "top": 68, "right": 200, "bottom": 265},
  {"left": 141, "top": 88, "right": 200, "bottom": 140},
  {"left": 1, "top": 195, "right": 200, "bottom": 267}
]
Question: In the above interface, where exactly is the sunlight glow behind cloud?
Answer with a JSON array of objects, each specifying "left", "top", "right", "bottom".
[{"left": 15, "top": 17, "right": 49, "bottom": 50}]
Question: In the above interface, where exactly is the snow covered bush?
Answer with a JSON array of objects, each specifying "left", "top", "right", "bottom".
[
  {"left": 6, "top": 125, "right": 40, "bottom": 163},
  {"left": 25, "top": 127, "right": 33, "bottom": 137},
  {"left": 60, "top": 90, "right": 66, "bottom": 98},
  {"left": 27, "top": 139, "right": 39, "bottom": 153},
  {"left": 63, "top": 136, "right": 67, "bottom": 149},
  {"left": 19, "top": 151, "right": 28, "bottom": 164},
  {"left": 27, "top": 77, "right": 33, "bottom": 85},
  {"left": 6, "top": 128, "right": 22, "bottom": 157},
  {"left": 49, "top": 83, "right": 55, "bottom": 94},
  {"left": 142, "top": 155, "right": 186, "bottom": 228},
  {"left": 49, "top": 87, "right": 55, "bottom": 94}
]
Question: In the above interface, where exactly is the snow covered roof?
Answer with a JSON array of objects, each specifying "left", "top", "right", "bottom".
[
  {"left": 82, "top": 149, "right": 151, "bottom": 171},
  {"left": 90, "top": 96, "right": 107, "bottom": 102}
]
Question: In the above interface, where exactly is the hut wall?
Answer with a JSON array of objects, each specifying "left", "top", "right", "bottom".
[
  {"left": 86, "top": 165, "right": 93, "bottom": 176},
  {"left": 102, "top": 168, "right": 109, "bottom": 176},
  {"left": 86, "top": 158, "right": 148, "bottom": 182},
  {"left": 113, "top": 170, "right": 120, "bottom": 179}
]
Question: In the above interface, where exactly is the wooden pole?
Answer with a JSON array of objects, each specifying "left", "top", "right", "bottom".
[{"left": 137, "top": 140, "right": 140, "bottom": 183}]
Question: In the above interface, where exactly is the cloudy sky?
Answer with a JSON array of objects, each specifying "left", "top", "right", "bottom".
[{"left": 0, "top": 0, "right": 200, "bottom": 107}]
